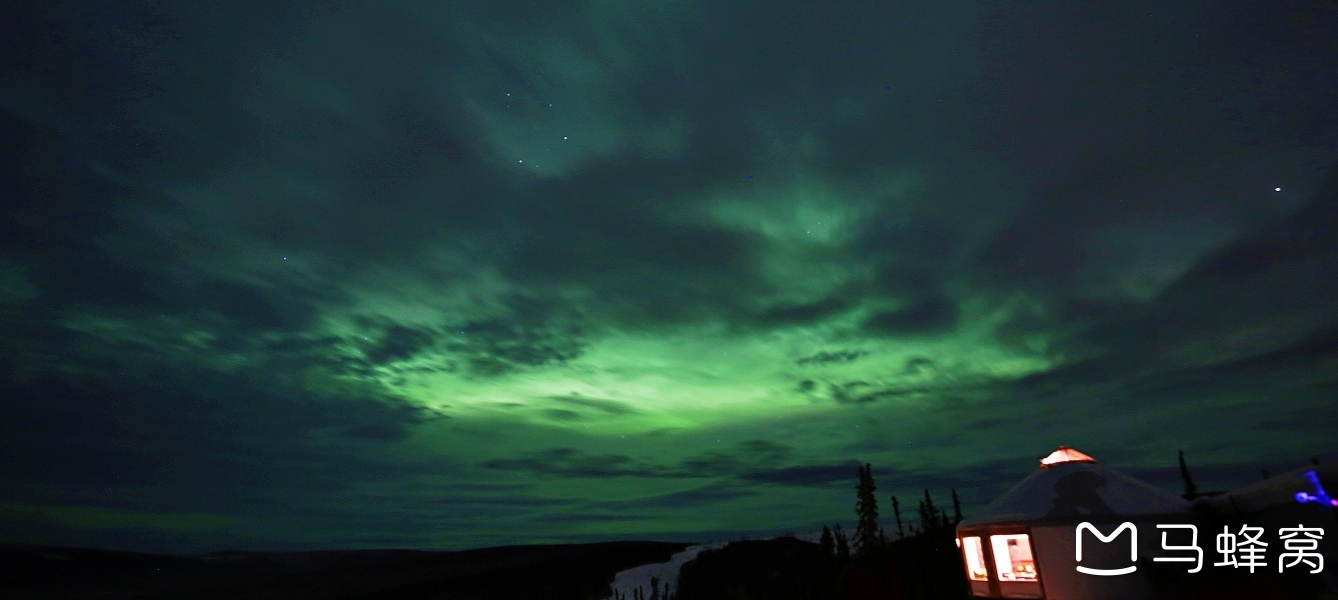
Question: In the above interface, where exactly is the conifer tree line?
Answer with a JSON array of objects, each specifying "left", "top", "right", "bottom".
[
  {"left": 817, "top": 462, "right": 965, "bottom": 560},
  {"left": 612, "top": 575, "right": 673, "bottom": 600}
]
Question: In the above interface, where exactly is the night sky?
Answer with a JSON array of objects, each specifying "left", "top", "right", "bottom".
[{"left": 3, "top": 1, "right": 1337, "bottom": 555}]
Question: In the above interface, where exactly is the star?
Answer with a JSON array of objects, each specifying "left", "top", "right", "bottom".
[{"left": 1275, "top": 187, "right": 1282, "bottom": 192}]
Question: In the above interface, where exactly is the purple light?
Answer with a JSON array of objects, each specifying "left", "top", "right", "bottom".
[{"left": 1295, "top": 471, "right": 1334, "bottom": 506}]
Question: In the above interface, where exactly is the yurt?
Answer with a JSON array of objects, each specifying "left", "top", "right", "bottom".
[{"left": 955, "top": 447, "right": 1200, "bottom": 600}]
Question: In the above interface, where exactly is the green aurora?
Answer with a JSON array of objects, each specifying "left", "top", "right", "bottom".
[{"left": 2, "top": 0, "right": 1336, "bottom": 553}]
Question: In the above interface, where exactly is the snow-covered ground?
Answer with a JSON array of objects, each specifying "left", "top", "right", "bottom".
[{"left": 603, "top": 531, "right": 826, "bottom": 599}]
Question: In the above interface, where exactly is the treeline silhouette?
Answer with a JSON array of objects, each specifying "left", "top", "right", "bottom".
[{"left": 613, "top": 462, "right": 970, "bottom": 600}]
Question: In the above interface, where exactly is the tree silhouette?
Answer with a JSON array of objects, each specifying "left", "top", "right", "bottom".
[
  {"left": 820, "top": 525, "right": 835, "bottom": 556},
  {"left": 854, "top": 463, "right": 881, "bottom": 556},
  {"left": 834, "top": 524, "right": 851, "bottom": 561},
  {"left": 1178, "top": 449, "right": 1199, "bottom": 500},
  {"left": 918, "top": 489, "right": 941, "bottom": 532},
  {"left": 891, "top": 494, "right": 904, "bottom": 538},
  {"left": 951, "top": 488, "right": 963, "bottom": 524}
]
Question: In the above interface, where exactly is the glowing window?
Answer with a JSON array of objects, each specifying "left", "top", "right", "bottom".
[
  {"left": 991, "top": 534, "right": 1038, "bottom": 581},
  {"left": 961, "top": 536, "right": 989, "bottom": 581}
]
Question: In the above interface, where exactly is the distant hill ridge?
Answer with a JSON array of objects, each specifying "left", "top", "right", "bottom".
[{"left": 0, "top": 540, "right": 692, "bottom": 600}]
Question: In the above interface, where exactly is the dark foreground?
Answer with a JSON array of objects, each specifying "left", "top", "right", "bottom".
[
  {"left": 5, "top": 533, "right": 1330, "bottom": 600},
  {"left": 0, "top": 541, "right": 691, "bottom": 599}
]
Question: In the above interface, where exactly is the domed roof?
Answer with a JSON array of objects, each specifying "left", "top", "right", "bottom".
[{"left": 959, "top": 448, "right": 1191, "bottom": 527}]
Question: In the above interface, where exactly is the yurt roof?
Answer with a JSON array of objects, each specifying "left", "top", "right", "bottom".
[
  {"left": 959, "top": 447, "right": 1191, "bottom": 528},
  {"left": 1200, "top": 463, "right": 1338, "bottom": 515}
]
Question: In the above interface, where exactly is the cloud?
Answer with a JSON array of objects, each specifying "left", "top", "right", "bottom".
[
  {"left": 796, "top": 350, "right": 867, "bottom": 366},
  {"left": 863, "top": 297, "right": 960, "bottom": 336},
  {"left": 759, "top": 297, "right": 852, "bottom": 326},
  {"left": 364, "top": 324, "right": 439, "bottom": 365},
  {"left": 739, "top": 461, "right": 865, "bottom": 486},
  {"left": 481, "top": 448, "right": 657, "bottom": 479},
  {"left": 595, "top": 483, "right": 758, "bottom": 510},
  {"left": 547, "top": 395, "right": 639, "bottom": 416}
]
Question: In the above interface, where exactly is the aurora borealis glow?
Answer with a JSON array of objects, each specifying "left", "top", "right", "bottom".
[{"left": 3, "top": 0, "right": 1337, "bottom": 554}]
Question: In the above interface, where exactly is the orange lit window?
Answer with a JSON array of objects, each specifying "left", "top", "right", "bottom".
[
  {"left": 991, "top": 534, "right": 1037, "bottom": 581},
  {"left": 961, "top": 536, "right": 989, "bottom": 581}
]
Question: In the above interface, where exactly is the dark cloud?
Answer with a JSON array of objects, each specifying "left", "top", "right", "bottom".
[
  {"left": 364, "top": 325, "right": 438, "bottom": 365},
  {"left": 902, "top": 357, "right": 933, "bottom": 374},
  {"left": 547, "top": 395, "right": 638, "bottom": 416},
  {"left": 759, "top": 296, "right": 851, "bottom": 326},
  {"left": 544, "top": 512, "right": 655, "bottom": 523},
  {"left": 796, "top": 350, "right": 867, "bottom": 366},
  {"left": 542, "top": 409, "right": 583, "bottom": 422},
  {"left": 447, "top": 309, "right": 586, "bottom": 378},
  {"left": 678, "top": 452, "right": 742, "bottom": 477},
  {"left": 596, "top": 483, "right": 758, "bottom": 510},
  {"left": 432, "top": 495, "right": 576, "bottom": 508},
  {"left": 677, "top": 440, "right": 791, "bottom": 477},
  {"left": 863, "top": 298, "right": 960, "bottom": 336},
  {"left": 480, "top": 448, "right": 654, "bottom": 479},
  {"left": 826, "top": 381, "right": 930, "bottom": 405},
  {"left": 739, "top": 461, "right": 864, "bottom": 486},
  {"left": 736, "top": 440, "right": 793, "bottom": 463}
]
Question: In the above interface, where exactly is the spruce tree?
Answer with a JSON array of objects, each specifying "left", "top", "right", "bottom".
[
  {"left": 649, "top": 576, "right": 660, "bottom": 600},
  {"left": 951, "top": 488, "right": 963, "bottom": 524},
  {"left": 854, "top": 463, "right": 881, "bottom": 556},
  {"left": 835, "top": 524, "right": 851, "bottom": 561},
  {"left": 1178, "top": 449, "right": 1199, "bottom": 500},
  {"left": 891, "top": 494, "right": 904, "bottom": 538},
  {"left": 923, "top": 489, "right": 939, "bottom": 530},
  {"left": 820, "top": 525, "right": 835, "bottom": 555}
]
